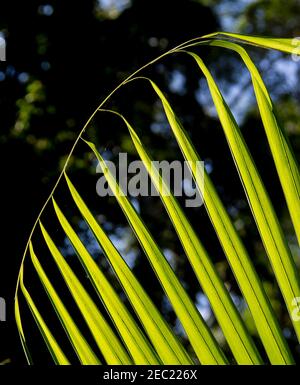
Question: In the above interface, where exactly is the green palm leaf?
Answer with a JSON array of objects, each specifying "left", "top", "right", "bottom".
[
  {"left": 14, "top": 31, "right": 300, "bottom": 365},
  {"left": 40, "top": 221, "right": 132, "bottom": 365},
  {"left": 64, "top": 173, "right": 193, "bottom": 365},
  {"left": 208, "top": 40, "right": 300, "bottom": 244},
  {"left": 19, "top": 265, "right": 70, "bottom": 365},
  {"left": 85, "top": 141, "right": 227, "bottom": 364},
  {"left": 98, "top": 110, "right": 262, "bottom": 364},
  {"left": 143, "top": 78, "right": 294, "bottom": 364},
  {"left": 186, "top": 50, "right": 300, "bottom": 340},
  {"left": 29, "top": 242, "right": 101, "bottom": 365}
]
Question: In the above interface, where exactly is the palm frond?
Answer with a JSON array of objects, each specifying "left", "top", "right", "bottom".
[
  {"left": 15, "top": 32, "right": 300, "bottom": 365},
  {"left": 145, "top": 78, "right": 294, "bottom": 364}
]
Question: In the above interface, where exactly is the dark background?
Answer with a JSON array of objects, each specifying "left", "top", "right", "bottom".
[{"left": 0, "top": 0, "right": 300, "bottom": 364}]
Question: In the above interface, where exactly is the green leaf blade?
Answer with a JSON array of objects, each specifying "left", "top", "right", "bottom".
[
  {"left": 19, "top": 265, "right": 70, "bottom": 365},
  {"left": 29, "top": 242, "right": 101, "bottom": 365},
  {"left": 39, "top": 221, "right": 132, "bottom": 365},
  {"left": 64, "top": 173, "right": 193, "bottom": 365},
  {"left": 52, "top": 198, "right": 160, "bottom": 365},
  {"left": 77, "top": 144, "right": 227, "bottom": 365},
  {"left": 148, "top": 79, "right": 295, "bottom": 364},
  {"left": 117, "top": 112, "right": 262, "bottom": 364}
]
